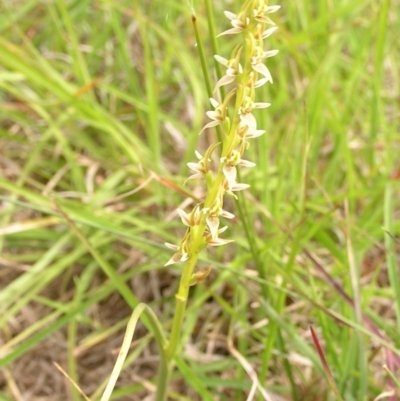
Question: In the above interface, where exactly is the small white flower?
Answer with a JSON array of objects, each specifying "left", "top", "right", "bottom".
[
  {"left": 199, "top": 98, "right": 227, "bottom": 134},
  {"left": 186, "top": 151, "right": 207, "bottom": 181},
  {"left": 237, "top": 122, "right": 266, "bottom": 139},
  {"left": 221, "top": 150, "right": 255, "bottom": 188},
  {"left": 203, "top": 206, "right": 235, "bottom": 220},
  {"left": 253, "top": 24, "right": 278, "bottom": 41},
  {"left": 164, "top": 230, "right": 191, "bottom": 266},
  {"left": 239, "top": 96, "right": 271, "bottom": 116},
  {"left": 240, "top": 112, "right": 257, "bottom": 129},
  {"left": 253, "top": 4, "right": 281, "bottom": 24},
  {"left": 239, "top": 101, "right": 271, "bottom": 131},
  {"left": 177, "top": 205, "right": 202, "bottom": 227},
  {"left": 206, "top": 215, "right": 220, "bottom": 239},
  {"left": 238, "top": 97, "right": 271, "bottom": 130},
  {"left": 218, "top": 11, "right": 250, "bottom": 36},
  {"left": 225, "top": 181, "right": 251, "bottom": 198},
  {"left": 177, "top": 209, "right": 191, "bottom": 227},
  {"left": 214, "top": 55, "right": 243, "bottom": 72},
  {"left": 213, "top": 55, "right": 243, "bottom": 93},
  {"left": 204, "top": 197, "right": 235, "bottom": 238},
  {"left": 164, "top": 242, "right": 190, "bottom": 266},
  {"left": 251, "top": 48, "right": 279, "bottom": 83},
  {"left": 164, "top": 253, "right": 189, "bottom": 267},
  {"left": 222, "top": 164, "right": 237, "bottom": 190},
  {"left": 186, "top": 143, "right": 221, "bottom": 182},
  {"left": 252, "top": 61, "right": 273, "bottom": 84},
  {"left": 205, "top": 226, "right": 234, "bottom": 247}
]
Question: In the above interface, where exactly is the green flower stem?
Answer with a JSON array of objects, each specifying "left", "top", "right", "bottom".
[
  {"left": 165, "top": 158, "right": 234, "bottom": 362},
  {"left": 165, "top": 251, "right": 200, "bottom": 360},
  {"left": 166, "top": 125, "right": 246, "bottom": 364},
  {"left": 165, "top": 30, "right": 258, "bottom": 362}
]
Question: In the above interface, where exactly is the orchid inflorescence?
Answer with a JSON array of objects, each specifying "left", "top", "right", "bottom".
[{"left": 165, "top": 0, "right": 279, "bottom": 269}]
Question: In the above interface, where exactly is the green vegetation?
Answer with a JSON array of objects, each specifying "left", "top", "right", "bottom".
[{"left": 0, "top": 0, "right": 399, "bottom": 400}]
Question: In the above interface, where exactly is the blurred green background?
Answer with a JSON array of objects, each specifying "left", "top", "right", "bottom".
[{"left": 0, "top": 0, "right": 399, "bottom": 400}]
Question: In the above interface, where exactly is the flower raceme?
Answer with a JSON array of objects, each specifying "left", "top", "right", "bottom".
[{"left": 165, "top": 0, "right": 279, "bottom": 268}]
